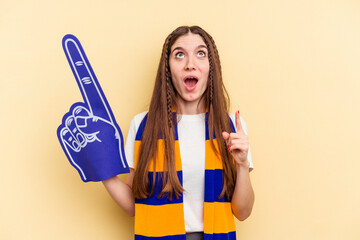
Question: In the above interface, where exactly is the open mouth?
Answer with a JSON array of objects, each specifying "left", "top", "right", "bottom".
[{"left": 184, "top": 76, "right": 198, "bottom": 90}]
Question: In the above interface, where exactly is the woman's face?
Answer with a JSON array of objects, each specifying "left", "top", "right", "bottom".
[{"left": 169, "top": 33, "right": 210, "bottom": 111}]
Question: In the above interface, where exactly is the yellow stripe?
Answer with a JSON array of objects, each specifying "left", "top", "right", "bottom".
[
  {"left": 135, "top": 203, "right": 186, "bottom": 237},
  {"left": 204, "top": 202, "right": 236, "bottom": 234},
  {"left": 134, "top": 140, "right": 182, "bottom": 172},
  {"left": 205, "top": 140, "right": 223, "bottom": 170},
  {"left": 134, "top": 141, "right": 141, "bottom": 169}
]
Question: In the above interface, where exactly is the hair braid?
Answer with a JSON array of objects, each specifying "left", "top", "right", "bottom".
[
  {"left": 202, "top": 36, "right": 215, "bottom": 105},
  {"left": 165, "top": 35, "right": 173, "bottom": 128},
  {"left": 208, "top": 35, "right": 222, "bottom": 79},
  {"left": 209, "top": 52, "right": 214, "bottom": 105}
]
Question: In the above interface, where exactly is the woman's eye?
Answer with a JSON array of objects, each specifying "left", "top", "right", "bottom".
[
  {"left": 175, "top": 52, "right": 184, "bottom": 58},
  {"left": 198, "top": 51, "right": 206, "bottom": 57}
]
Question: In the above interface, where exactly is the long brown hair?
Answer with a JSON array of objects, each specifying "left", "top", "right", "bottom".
[{"left": 132, "top": 26, "right": 237, "bottom": 201}]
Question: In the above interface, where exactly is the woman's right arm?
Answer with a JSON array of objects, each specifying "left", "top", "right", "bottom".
[
  {"left": 102, "top": 112, "right": 147, "bottom": 217},
  {"left": 102, "top": 168, "right": 135, "bottom": 217}
]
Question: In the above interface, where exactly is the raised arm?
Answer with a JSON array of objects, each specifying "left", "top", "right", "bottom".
[{"left": 222, "top": 111, "right": 254, "bottom": 221}]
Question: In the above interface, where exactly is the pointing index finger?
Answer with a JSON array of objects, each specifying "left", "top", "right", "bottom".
[
  {"left": 62, "top": 34, "right": 113, "bottom": 122},
  {"left": 235, "top": 110, "right": 245, "bottom": 134}
]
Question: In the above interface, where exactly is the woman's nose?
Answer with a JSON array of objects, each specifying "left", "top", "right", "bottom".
[{"left": 184, "top": 56, "right": 196, "bottom": 70}]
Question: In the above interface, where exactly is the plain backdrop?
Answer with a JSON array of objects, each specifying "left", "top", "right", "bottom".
[{"left": 1, "top": 0, "right": 359, "bottom": 239}]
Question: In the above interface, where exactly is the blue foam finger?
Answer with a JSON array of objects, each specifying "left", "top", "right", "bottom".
[{"left": 57, "top": 35, "right": 129, "bottom": 182}]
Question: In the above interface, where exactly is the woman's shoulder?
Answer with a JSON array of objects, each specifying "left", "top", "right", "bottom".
[
  {"left": 129, "top": 111, "right": 148, "bottom": 130},
  {"left": 132, "top": 111, "right": 148, "bottom": 121}
]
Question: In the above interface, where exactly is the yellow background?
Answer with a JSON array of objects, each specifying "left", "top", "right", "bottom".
[{"left": 1, "top": 0, "right": 359, "bottom": 239}]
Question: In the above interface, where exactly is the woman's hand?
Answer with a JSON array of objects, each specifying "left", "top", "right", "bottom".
[{"left": 222, "top": 110, "right": 250, "bottom": 168}]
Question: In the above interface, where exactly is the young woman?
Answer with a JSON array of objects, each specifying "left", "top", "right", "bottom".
[{"left": 102, "top": 26, "right": 254, "bottom": 240}]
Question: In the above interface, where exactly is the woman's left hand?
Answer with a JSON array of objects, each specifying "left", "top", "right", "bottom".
[{"left": 222, "top": 110, "right": 250, "bottom": 167}]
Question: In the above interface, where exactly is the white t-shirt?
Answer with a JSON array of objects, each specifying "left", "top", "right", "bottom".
[{"left": 125, "top": 111, "right": 253, "bottom": 233}]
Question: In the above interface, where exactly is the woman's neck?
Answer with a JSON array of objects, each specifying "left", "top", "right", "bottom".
[{"left": 176, "top": 98, "right": 206, "bottom": 115}]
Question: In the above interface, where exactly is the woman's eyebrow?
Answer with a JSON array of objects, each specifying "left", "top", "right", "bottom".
[
  {"left": 171, "top": 46, "right": 184, "bottom": 53},
  {"left": 196, "top": 45, "right": 207, "bottom": 50},
  {"left": 171, "top": 45, "right": 208, "bottom": 53}
]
